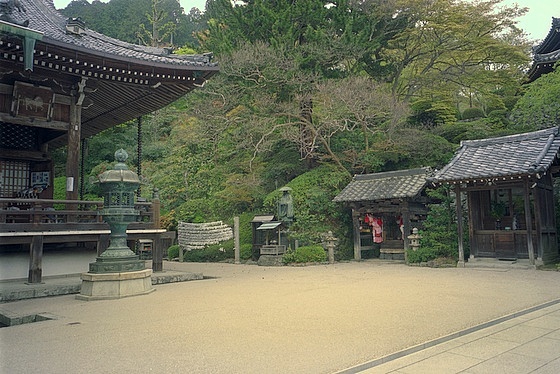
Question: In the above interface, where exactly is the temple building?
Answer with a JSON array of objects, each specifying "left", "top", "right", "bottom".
[
  {"left": 431, "top": 127, "right": 560, "bottom": 266},
  {"left": 0, "top": 0, "right": 219, "bottom": 282},
  {"left": 527, "top": 17, "right": 560, "bottom": 82},
  {"left": 334, "top": 168, "right": 434, "bottom": 260}
]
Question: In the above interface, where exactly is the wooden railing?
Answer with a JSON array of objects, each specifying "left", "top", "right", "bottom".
[
  {"left": 0, "top": 196, "right": 166, "bottom": 283},
  {"left": 0, "top": 198, "right": 159, "bottom": 228}
]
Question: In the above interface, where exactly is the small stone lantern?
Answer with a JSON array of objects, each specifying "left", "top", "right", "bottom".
[
  {"left": 407, "top": 228, "right": 422, "bottom": 251},
  {"left": 78, "top": 149, "right": 153, "bottom": 300},
  {"left": 324, "top": 231, "right": 337, "bottom": 264}
]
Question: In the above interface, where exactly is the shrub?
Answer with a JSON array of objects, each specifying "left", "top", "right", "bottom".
[
  {"left": 406, "top": 247, "right": 437, "bottom": 263},
  {"left": 240, "top": 243, "right": 253, "bottom": 260},
  {"left": 461, "top": 107, "right": 485, "bottom": 120},
  {"left": 283, "top": 245, "right": 327, "bottom": 264},
  {"left": 408, "top": 99, "right": 458, "bottom": 128},
  {"left": 167, "top": 244, "right": 179, "bottom": 259},
  {"left": 406, "top": 186, "right": 469, "bottom": 264},
  {"left": 183, "top": 239, "right": 234, "bottom": 262}
]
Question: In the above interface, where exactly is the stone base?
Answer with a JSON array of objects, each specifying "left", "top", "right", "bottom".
[
  {"left": 380, "top": 249, "right": 405, "bottom": 260},
  {"left": 77, "top": 269, "right": 154, "bottom": 301},
  {"left": 257, "top": 255, "right": 284, "bottom": 266}
]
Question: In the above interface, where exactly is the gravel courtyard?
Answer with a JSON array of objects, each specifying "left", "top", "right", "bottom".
[{"left": 1, "top": 261, "right": 560, "bottom": 373}]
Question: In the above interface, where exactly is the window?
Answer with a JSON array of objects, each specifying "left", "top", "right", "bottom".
[{"left": 0, "top": 160, "right": 30, "bottom": 197}]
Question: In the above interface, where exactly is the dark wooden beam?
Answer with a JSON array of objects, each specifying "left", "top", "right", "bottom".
[
  {"left": 352, "top": 209, "right": 361, "bottom": 260},
  {"left": 65, "top": 96, "right": 81, "bottom": 202},
  {"left": 455, "top": 185, "right": 465, "bottom": 267},
  {"left": 0, "top": 148, "right": 50, "bottom": 161},
  {"left": 524, "top": 179, "right": 535, "bottom": 264},
  {"left": 0, "top": 113, "right": 69, "bottom": 131},
  {"left": 28, "top": 235, "right": 43, "bottom": 284}
]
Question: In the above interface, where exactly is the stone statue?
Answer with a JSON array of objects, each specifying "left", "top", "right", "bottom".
[{"left": 277, "top": 187, "right": 294, "bottom": 224}]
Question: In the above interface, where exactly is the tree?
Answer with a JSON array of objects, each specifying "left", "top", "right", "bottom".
[
  {"left": 200, "top": 0, "right": 410, "bottom": 164},
  {"left": 136, "top": 0, "right": 177, "bottom": 47},
  {"left": 62, "top": 0, "right": 195, "bottom": 48},
  {"left": 511, "top": 67, "right": 560, "bottom": 131},
  {"left": 381, "top": 0, "right": 531, "bottom": 104}
]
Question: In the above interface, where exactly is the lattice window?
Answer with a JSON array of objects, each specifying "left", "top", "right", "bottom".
[
  {"left": 0, "top": 160, "right": 30, "bottom": 197},
  {"left": 0, "top": 123, "right": 38, "bottom": 150}
]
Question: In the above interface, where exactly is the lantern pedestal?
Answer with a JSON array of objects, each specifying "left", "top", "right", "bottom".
[{"left": 77, "top": 269, "right": 154, "bottom": 301}]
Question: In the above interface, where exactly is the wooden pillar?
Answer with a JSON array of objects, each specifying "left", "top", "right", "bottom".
[
  {"left": 532, "top": 183, "right": 543, "bottom": 263},
  {"left": 402, "top": 207, "right": 410, "bottom": 251},
  {"left": 352, "top": 208, "right": 361, "bottom": 260},
  {"left": 152, "top": 235, "right": 163, "bottom": 272},
  {"left": 66, "top": 96, "right": 81, "bottom": 202},
  {"left": 402, "top": 207, "right": 410, "bottom": 263},
  {"left": 455, "top": 185, "right": 465, "bottom": 267},
  {"left": 152, "top": 189, "right": 161, "bottom": 229},
  {"left": 466, "top": 190, "right": 476, "bottom": 260},
  {"left": 524, "top": 179, "right": 535, "bottom": 264},
  {"left": 234, "top": 216, "right": 240, "bottom": 264},
  {"left": 28, "top": 235, "right": 43, "bottom": 283}
]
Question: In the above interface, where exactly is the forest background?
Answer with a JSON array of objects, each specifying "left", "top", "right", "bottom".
[{"left": 54, "top": 0, "right": 560, "bottom": 261}]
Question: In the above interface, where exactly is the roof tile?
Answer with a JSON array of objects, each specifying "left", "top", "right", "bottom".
[
  {"left": 433, "top": 127, "right": 560, "bottom": 183},
  {"left": 334, "top": 168, "right": 432, "bottom": 202}
]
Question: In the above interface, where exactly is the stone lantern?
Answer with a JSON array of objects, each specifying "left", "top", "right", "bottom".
[
  {"left": 407, "top": 228, "right": 422, "bottom": 251},
  {"left": 324, "top": 231, "right": 337, "bottom": 264},
  {"left": 78, "top": 149, "right": 154, "bottom": 300}
]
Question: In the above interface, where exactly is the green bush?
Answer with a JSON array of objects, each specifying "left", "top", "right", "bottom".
[
  {"left": 240, "top": 243, "right": 253, "bottom": 260},
  {"left": 167, "top": 244, "right": 179, "bottom": 259},
  {"left": 405, "top": 186, "right": 469, "bottom": 264},
  {"left": 461, "top": 107, "right": 485, "bottom": 120},
  {"left": 406, "top": 247, "right": 438, "bottom": 263},
  {"left": 183, "top": 239, "right": 234, "bottom": 262},
  {"left": 283, "top": 245, "right": 327, "bottom": 264}
]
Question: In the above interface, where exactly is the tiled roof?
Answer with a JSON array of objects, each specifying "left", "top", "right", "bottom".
[
  {"left": 533, "top": 17, "right": 560, "bottom": 55},
  {"left": 528, "top": 17, "right": 560, "bottom": 81},
  {"left": 333, "top": 168, "right": 432, "bottom": 202},
  {"left": 11, "top": 0, "right": 216, "bottom": 69},
  {"left": 432, "top": 127, "right": 560, "bottom": 183}
]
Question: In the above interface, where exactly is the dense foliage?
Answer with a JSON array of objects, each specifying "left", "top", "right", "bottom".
[
  {"left": 61, "top": 0, "right": 206, "bottom": 48},
  {"left": 283, "top": 245, "right": 327, "bottom": 264},
  {"left": 56, "top": 0, "right": 558, "bottom": 261},
  {"left": 407, "top": 186, "right": 469, "bottom": 264}
]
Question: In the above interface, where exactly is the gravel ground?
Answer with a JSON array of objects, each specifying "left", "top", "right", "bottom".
[{"left": 1, "top": 261, "right": 560, "bottom": 374}]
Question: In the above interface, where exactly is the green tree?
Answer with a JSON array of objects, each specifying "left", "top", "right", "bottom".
[
  {"left": 137, "top": 0, "right": 177, "bottom": 47},
  {"left": 511, "top": 67, "right": 560, "bottom": 131},
  {"left": 383, "top": 0, "right": 530, "bottom": 106}
]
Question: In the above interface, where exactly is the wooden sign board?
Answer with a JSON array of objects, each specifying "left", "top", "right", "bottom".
[{"left": 11, "top": 82, "right": 54, "bottom": 120}]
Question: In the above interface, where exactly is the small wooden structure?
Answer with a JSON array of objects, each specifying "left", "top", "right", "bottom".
[
  {"left": 528, "top": 17, "right": 560, "bottom": 82},
  {"left": 0, "top": 0, "right": 218, "bottom": 282},
  {"left": 431, "top": 127, "right": 560, "bottom": 265},
  {"left": 334, "top": 168, "right": 433, "bottom": 260},
  {"left": 250, "top": 215, "right": 286, "bottom": 260}
]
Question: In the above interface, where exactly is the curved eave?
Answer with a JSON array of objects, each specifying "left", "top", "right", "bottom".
[
  {"left": 430, "top": 173, "right": 533, "bottom": 187},
  {"left": 42, "top": 36, "right": 219, "bottom": 74},
  {"left": 533, "top": 17, "right": 560, "bottom": 55},
  {"left": 333, "top": 194, "right": 419, "bottom": 203}
]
